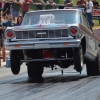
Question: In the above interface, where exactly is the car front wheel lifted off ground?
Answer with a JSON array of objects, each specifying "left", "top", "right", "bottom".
[
  {"left": 74, "top": 45, "right": 84, "bottom": 73},
  {"left": 10, "top": 50, "right": 21, "bottom": 75}
]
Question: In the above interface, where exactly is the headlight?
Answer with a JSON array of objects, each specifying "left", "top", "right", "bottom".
[
  {"left": 5, "top": 30, "right": 15, "bottom": 39},
  {"left": 69, "top": 26, "right": 79, "bottom": 36}
]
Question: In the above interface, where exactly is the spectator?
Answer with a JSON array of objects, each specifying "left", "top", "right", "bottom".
[
  {"left": 86, "top": 0, "right": 94, "bottom": 27},
  {"left": 0, "top": 0, "right": 2, "bottom": 18},
  {"left": 16, "top": 16, "right": 23, "bottom": 26},
  {"left": 2, "top": 0, "right": 4, "bottom": 8},
  {"left": 64, "top": 0, "right": 73, "bottom": 7},
  {"left": 92, "top": 0, "right": 99, "bottom": 9},
  {"left": 9, "top": 0, "right": 14, "bottom": 15},
  {"left": 36, "top": 0, "right": 44, "bottom": 5},
  {"left": 3, "top": 0, "right": 10, "bottom": 19},
  {"left": 13, "top": 0, "right": 22, "bottom": 21},
  {"left": 77, "top": 0, "right": 86, "bottom": 7},
  {"left": 0, "top": 17, "right": 4, "bottom": 47},
  {"left": 1, "top": 15, "right": 8, "bottom": 25},
  {"left": 22, "top": 0, "right": 33, "bottom": 17},
  {"left": 0, "top": 17, "right": 4, "bottom": 36},
  {"left": 3, "top": 14, "right": 16, "bottom": 28},
  {"left": 0, "top": 0, "right": 2, "bottom": 10},
  {"left": 36, "top": 0, "right": 45, "bottom": 10},
  {"left": 46, "top": 0, "right": 56, "bottom": 9}
]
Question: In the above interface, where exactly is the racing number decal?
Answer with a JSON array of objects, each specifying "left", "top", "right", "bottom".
[{"left": 89, "top": 36, "right": 95, "bottom": 52}]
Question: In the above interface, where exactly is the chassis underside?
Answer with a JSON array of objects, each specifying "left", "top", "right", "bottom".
[{"left": 18, "top": 48, "right": 74, "bottom": 68}]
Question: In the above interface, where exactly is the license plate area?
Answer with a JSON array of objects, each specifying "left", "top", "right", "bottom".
[
  {"left": 34, "top": 43, "right": 50, "bottom": 49},
  {"left": 43, "top": 50, "right": 53, "bottom": 58}
]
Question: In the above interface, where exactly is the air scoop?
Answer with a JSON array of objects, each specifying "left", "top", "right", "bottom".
[{"left": 39, "top": 14, "right": 55, "bottom": 25}]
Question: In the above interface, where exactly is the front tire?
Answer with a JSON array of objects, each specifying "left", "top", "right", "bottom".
[
  {"left": 10, "top": 50, "right": 20, "bottom": 75},
  {"left": 74, "top": 45, "right": 84, "bottom": 73}
]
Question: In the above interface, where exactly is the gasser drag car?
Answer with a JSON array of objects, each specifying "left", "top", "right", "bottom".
[{"left": 4, "top": 9, "right": 100, "bottom": 78}]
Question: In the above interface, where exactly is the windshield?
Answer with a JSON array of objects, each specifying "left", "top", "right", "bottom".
[{"left": 22, "top": 10, "right": 81, "bottom": 25}]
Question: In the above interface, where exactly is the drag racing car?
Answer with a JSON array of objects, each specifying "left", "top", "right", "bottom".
[{"left": 4, "top": 9, "right": 100, "bottom": 78}]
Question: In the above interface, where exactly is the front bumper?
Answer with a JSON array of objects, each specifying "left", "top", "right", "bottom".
[{"left": 4, "top": 39, "right": 81, "bottom": 50}]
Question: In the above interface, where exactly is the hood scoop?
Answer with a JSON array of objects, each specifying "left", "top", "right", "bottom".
[{"left": 39, "top": 14, "right": 55, "bottom": 25}]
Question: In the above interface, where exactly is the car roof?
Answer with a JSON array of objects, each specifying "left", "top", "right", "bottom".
[{"left": 26, "top": 9, "right": 82, "bottom": 14}]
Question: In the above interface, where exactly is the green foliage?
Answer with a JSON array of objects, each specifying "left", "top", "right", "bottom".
[
  {"left": 52, "top": 0, "right": 64, "bottom": 4},
  {"left": 55, "top": 0, "right": 100, "bottom": 6},
  {"left": 55, "top": 0, "right": 100, "bottom": 5},
  {"left": 33, "top": 0, "right": 100, "bottom": 4}
]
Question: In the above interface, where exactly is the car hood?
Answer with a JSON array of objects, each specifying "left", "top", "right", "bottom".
[{"left": 9, "top": 24, "right": 78, "bottom": 31}]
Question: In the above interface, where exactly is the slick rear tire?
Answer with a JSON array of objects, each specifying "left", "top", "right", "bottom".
[
  {"left": 74, "top": 45, "right": 84, "bottom": 73},
  {"left": 10, "top": 50, "right": 20, "bottom": 75},
  {"left": 86, "top": 50, "right": 100, "bottom": 76},
  {"left": 27, "top": 62, "right": 44, "bottom": 78}
]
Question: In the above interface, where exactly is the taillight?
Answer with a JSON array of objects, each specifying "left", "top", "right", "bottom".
[
  {"left": 69, "top": 26, "right": 79, "bottom": 36},
  {"left": 6, "top": 30, "right": 15, "bottom": 39}
]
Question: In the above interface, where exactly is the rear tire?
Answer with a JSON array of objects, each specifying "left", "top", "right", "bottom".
[
  {"left": 10, "top": 50, "right": 20, "bottom": 75},
  {"left": 74, "top": 45, "right": 84, "bottom": 73},
  {"left": 27, "top": 62, "right": 44, "bottom": 78},
  {"left": 86, "top": 50, "right": 100, "bottom": 76}
]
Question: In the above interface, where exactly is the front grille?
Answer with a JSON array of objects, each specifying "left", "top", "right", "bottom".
[{"left": 15, "top": 29, "right": 68, "bottom": 39}]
